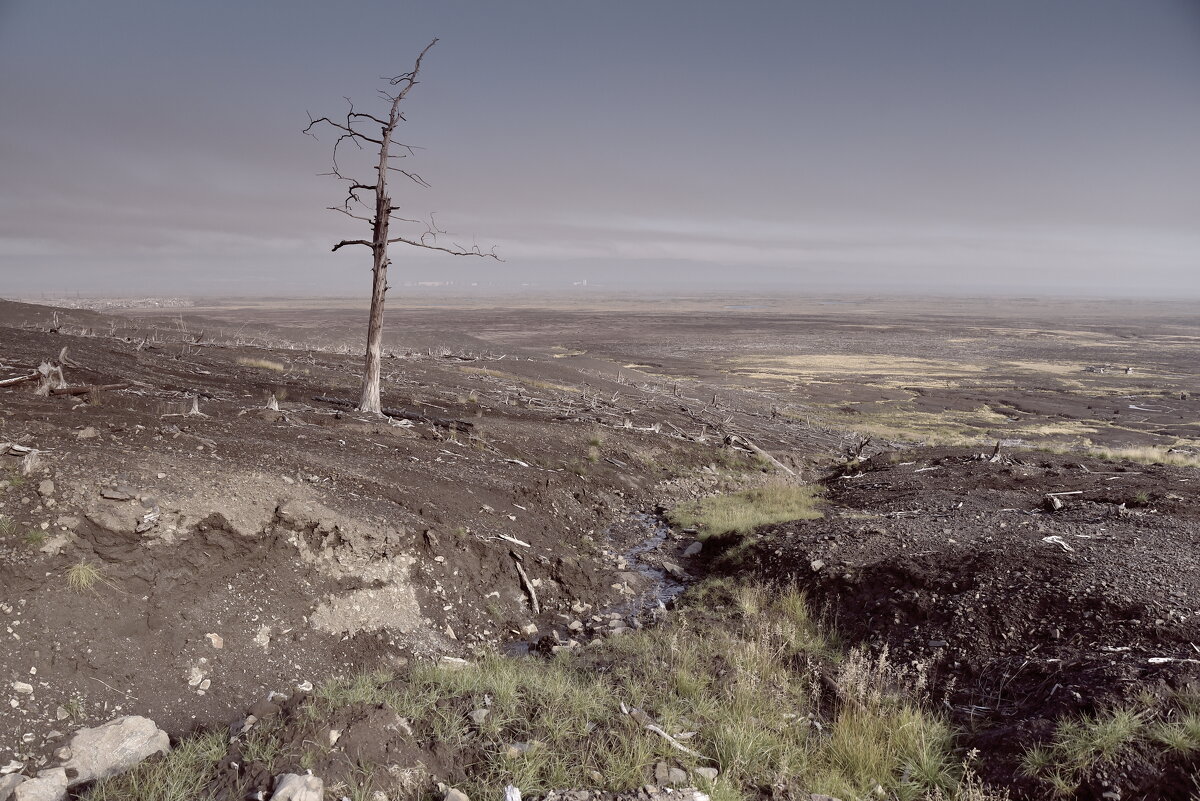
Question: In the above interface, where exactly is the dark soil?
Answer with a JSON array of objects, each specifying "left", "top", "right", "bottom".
[
  {"left": 2, "top": 294, "right": 1198, "bottom": 799},
  {"left": 722, "top": 446, "right": 1200, "bottom": 799}
]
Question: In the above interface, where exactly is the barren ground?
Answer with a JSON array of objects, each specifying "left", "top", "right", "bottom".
[{"left": 1, "top": 293, "right": 1197, "bottom": 799}]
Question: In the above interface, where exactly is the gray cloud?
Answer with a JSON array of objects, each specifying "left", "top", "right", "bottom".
[{"left": 1, "top": 0, "right": 1197, "bottom": 297}]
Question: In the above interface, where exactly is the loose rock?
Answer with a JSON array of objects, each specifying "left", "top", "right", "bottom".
[
  {"left": 270, "top": 773, "right": 324, "bottom": 801},
  {"left": 13, "top": 768, "right": 66, "bottom": 801},
  {"left": 61, "top": 715, "right": 170, "bottom": 787}
]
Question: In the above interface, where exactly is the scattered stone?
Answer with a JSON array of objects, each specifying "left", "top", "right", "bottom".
[
  {"left": 520, "top": 623, "right": 538, "bottom": 636},
  {"left": 0, "top": 774, "right": 25, "bottom": 801},
  {"left": 810, "top": 795, "right": 844, "bottom": 801},
  {"left": 442, "top": 787, "right": 470, "bottom": 801},
  {"left": 11, "top": 682, "right": 33, "bottom": 695},
  {"left": 295, "top": 681, "right": 313, "bottom": 693},
  {"left": 61, "top": 715, "right": 170, "bottom": 787},
  {"left": 205, "top": 633, "right": 224, "bottom": 649},
  {"left": 567, "top": 620, "right": 584, "bottom": 632},
  {"left": 682, "top": 541, "right": 703, "bottom": 558},
  {"left": 810, "top": 560, "right": 825, "bottom": 572},
  {"left": 270, "top": 773, "right": 324, "bottom": 801},
  {"left": 694, "top": 767, "right": 719, "bottom": 782},
  {"left": 439, "top": 657, "right": 469, "bottom": 671},
  {"left": 0, "top": 762, "right": 20, "bottom": 775},
  {"left": 76, "top": 428, "right": 98, "bottom": 440},
  {"left": 248, "top": 699, "right": 282, "bottom": 719},
  {"left": 661, "top": 561, "right": 686, "bottom": 580},
  {"left": 468, "top": 709, "right": 490, "bottom": 725},
  {"left": 654, "top": 762, "right": 670, "bottom": 786},
  {"left": 99, "top": 488, "right": 133, "bottom": 502},
  {"left": 13, "top": 767, "right": 66, "bottom": 801},
  {"left": 667, "top": 768, "right": 688, "bottom": 785},
  {"left": 36, "top": 481, "right": 54, "bottom": 499},
  {"left": 229, "top": 714, "right": 258, "bottom": 738}
]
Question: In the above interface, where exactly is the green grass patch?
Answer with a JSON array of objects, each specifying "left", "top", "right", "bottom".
[
  {"left": 81, "top": 583, "right": 996, "bottom": 801},
  {"left": 270, "top": 584, "right": 979, "bottom": 800},
  {"left": 1019, "top": 701, "right": 1200, "bottom": 794},
  {"left": 82, "top": 729, "right": 227, "bottom": 801},
  {"left": 668, "top": 483, "right": 823, "bottom": 538}
]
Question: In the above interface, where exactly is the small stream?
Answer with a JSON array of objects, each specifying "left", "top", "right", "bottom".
[{"left": 503, "top": 512, "right": 689, "bottom": 655}]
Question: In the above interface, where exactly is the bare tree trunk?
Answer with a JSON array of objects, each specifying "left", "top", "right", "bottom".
[
  {"left": 306, "top": 39, "right": 495, "bottom": 416},
  {"left": 358, "top": 113, "right": 394, "bottom": 414}
]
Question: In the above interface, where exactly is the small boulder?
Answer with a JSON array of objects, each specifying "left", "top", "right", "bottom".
[
  {"left": 76, "top": 427, "right": 98, "bottom": 440},
  {"left": 667, "top": 768, "right": 688, "bottom": 785},
  {"left": 36, "top": 481, "right": 54, "bottom": 499},
  {"left": 682, "top": 541, "right": 703, "bottom": 558},
  {"left": 694, "top": 767, "right": 719, "bottom": 782},
  {"left": 61, "top": 716, "right": 169, "bottom": 787},
  {"left": 13, "top": 768, "right": 66, "bottom": 801},
  {"left": 0, "top": 774, "right": 26, "bottom": 801},
  {"left": 270, "top": 773, "right": 324, "bottom": 801},
  {"left": 443, "top": 788, "right": 470, "bottom": 801}
]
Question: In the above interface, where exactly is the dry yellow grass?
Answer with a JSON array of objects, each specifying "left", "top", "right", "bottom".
[
  {"left": 669, "top": 483, "right": 823, "bottom": 537},
  {"left": 235, "top": 356, "right": 287, "bottom": 372}
]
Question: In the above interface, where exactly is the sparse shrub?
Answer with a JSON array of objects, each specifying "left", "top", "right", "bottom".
[
  {"left": 24, "top": 528, "right": 46, "bottom": 548},
  {"left": 0, "top": 516, "right": 17, "bottom": 536}
]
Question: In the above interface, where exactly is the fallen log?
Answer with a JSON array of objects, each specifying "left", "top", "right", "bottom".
[
  {"left": 312, "top": 395, "right": 474, "bottom": 432},
  {"left": 50, "top": 383, "right": 131, "bottom": 396},
  {"left": 725, "top": 433, "right": 795, "bottom": 475},
  {"left": 0, "top": 373, "right": 38, "bottom": 387},
  {"left": 512, "top": 558, "right": 540, "bottom": 614}
]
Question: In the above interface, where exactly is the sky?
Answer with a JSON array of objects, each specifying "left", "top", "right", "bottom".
[{"left": 1, "top": 0, "right": 1198, "bottom": 298}]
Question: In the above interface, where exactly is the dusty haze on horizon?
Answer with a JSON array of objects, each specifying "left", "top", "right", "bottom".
[{"left": 1, "top": 1, "right": 1197, "bottom": 298}]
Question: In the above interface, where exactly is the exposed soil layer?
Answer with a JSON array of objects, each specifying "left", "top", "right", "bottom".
[
  {"left": 0, "top": 298, "right": 833, "bottom": 774},
  {"left": 725, "top": 446, "right": 1200, "bottom": 799},
  {"left": 2, "top": 295, "right": 1198, "bottom": 799}
]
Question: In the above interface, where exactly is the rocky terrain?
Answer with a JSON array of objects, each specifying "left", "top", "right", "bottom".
[{"left": 0, "top": 295, "right": 1197, "bottom": 800}]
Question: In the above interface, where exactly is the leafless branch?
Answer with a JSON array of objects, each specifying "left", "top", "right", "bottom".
[
  {"left": 327, "top": 207, "right": 373, "bottom": 222},
  {"left": 332, "top": 239, "right": 373, "bottom": 252},
  {"left": 387, "top": 235, "right": 499, "bottom": 259}
]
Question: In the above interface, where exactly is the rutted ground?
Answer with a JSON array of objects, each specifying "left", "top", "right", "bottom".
[
  {"left": 0, "top": 299, "right": 831, "bottom": 781},
  {"left": 1, "top": 295, "right": 1199, "bottom": 800}
]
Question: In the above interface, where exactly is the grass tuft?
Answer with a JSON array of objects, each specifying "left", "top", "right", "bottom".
[
  {"left": 668, "top": 483, "right": 823, "bottom": 538},
  {"left": 82, "top": 729, "right": 226, "bottom": 801},
  {"left": 236, "top": 356, "right": 287, "bottom": 372},
  {"left": 66, "top": 560, "right": 105, "bottom": 593}
]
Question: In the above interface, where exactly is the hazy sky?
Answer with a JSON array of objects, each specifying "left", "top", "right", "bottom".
[{"left": 1, "top": 1, "right": 1198, "bottom": 297}]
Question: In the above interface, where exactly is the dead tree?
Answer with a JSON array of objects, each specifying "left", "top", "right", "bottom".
[{"left": 303, "top": 39, "right": 496, "bottom": 414}]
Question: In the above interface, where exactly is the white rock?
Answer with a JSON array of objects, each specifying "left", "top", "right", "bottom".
[
  {"left": 61, "top": 716, "right": 170, "bottom": 787},
  {"left": 0, "top": 774, "right": 26, "bottom": 801},
  {"left": 12, "top": 767, "right": 65, "bottom": 801},
  {"left": 270, "top": 772, "right": 324, "bottom": 801},
  {"left": 11, "top": 683, "right": 33, "bottom": 695}
]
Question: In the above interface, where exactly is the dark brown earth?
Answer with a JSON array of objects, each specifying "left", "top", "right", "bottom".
[
  {"left": 0, "top": 298, "right": 833, "bottom": 771},
  {"left": 724, "top": 446, "right": 1200, "bottom": 799},
  {"left": 1, "top": 294, "right": 1197, "bottom": 799}
]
